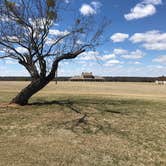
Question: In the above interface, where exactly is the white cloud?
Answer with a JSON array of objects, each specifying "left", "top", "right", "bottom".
[
  {"left": 0, "top": 65, "right": 28, "bottom": 76},
  {"left": 124, "top": 0, "right": 162, "bottom": 20},
  {"left": 101, "top": 54, "right": 116, "bottom": 60},
  {"left": 45, "top": 38, "right": 55, "bottom": 45},
  {"left": 78, "top": 51, "right": 116, "bottom": 62},
  {"left": 113, "top": 48, "right": 128, "bottom": 55},
  {"left": 76, "top": 40, "right": 84, "bottom": 45},
  {"left": 0, "top": 50, "right": 5, "bottom": 54},
  {"left": 5, "top": 59, "right": 17, "bottom": 65},
  {"left": 80, "top": 4, "right": 96, "bottom": 16},
  {"left": 110, "top": 33, "right": 129, "bottom": 42},
  {"left": 49, "top": 29, "right": 69, "bottom": 36},
  {"left": 0, "top": 16, "right": 11, "bottom": 22},
  {"left": 79, "top": 2, "right": 102, "bottom": 16},
  {"left": 91, "top": 1, "right": 102, "bottom": 9},
  {"left": 1, "top": 46, "right": 28, "bottom": 55},
  {"left": 2, "top": 36, "right": 19, "bottom": 42},
  {"left": 130, "top": 30, "right": 166, "bottom": 50},
  {"left": 128, "top": 61, "right": 142, "bottom": 65},
  {"left": 121, "top": 49, "right": 145, "bottom": 59},
  {"left": 143, "top": 42, "right": 166, "bottom": 50},
  {"left": 79, "top": 51, "right": 99, "bottom": 60},
  {"left": 16, "top": 47, "right": 28, "bottom": 54},
  {"left": 153, "top": 55, "right": 166, "bottom": 63},
  {"left": 134, "top": 61, "right": 141, "bottom": 64},
  {"left": 124, "top": 4, "right": 156, "bottom": 20},
  {"left": 130, "top": 30, "right": 166, "bottom": 43},
  {"left": 104, "top": 59, "right": 122, "bottom": 66},
  {"left": 64, "top": 0, "right": 70, "bottom": 3},
  {"left": 80, "top": 51, "right": 117, "bottom": 61},
  {"left": 143, "top": 0, "right": 162, "bottom": 5},
  {"left": 29, "top": 18, "right": 48, "bottom": 29}
]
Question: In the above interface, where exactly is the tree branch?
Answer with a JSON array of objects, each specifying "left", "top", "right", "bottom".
[{"left": 48, "top": 48, "right": 85, "bottom": 79}]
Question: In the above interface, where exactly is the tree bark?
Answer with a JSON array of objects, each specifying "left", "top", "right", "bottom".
[{"left": 10, "top": 77, "right": 53, "bottom": 105}]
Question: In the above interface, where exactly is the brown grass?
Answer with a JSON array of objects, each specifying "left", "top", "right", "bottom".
[
  {"left": 0, "top": 81, "right": 166, "bottom": 166},
  {"left": 1, "top": 81, "right": 166, "bottom": 101}
]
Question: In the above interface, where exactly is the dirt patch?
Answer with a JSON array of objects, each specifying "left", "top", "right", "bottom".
[{"left": 0, "top": 103, "right": 21, "bottom": 108}]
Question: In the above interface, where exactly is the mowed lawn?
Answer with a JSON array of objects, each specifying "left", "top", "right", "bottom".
[{"left": 0, "top": 81, "right": 166, "bottom": 166}]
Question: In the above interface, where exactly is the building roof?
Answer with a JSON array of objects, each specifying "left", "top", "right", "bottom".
[
  {"left": 81, "top": 72, "right": 94, "bottom": 79},
  {"left": 69, "top": 72, "right": 105, "bottom": 81}
]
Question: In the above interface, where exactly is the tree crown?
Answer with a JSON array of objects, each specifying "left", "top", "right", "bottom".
[{"left": 0, "top": 0, "right": 109, "bottom": 79}]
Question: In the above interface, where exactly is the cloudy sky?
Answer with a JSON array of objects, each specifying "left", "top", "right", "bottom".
[{"left": 0, "top": 0, "right": 166, "bottom": 76}]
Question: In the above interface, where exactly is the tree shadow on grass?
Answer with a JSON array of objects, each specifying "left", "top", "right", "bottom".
[
  {"left": 29, "top": 100, "right": 82, "bottom": 114},
  {"left": 29, "top": 99, "right": 122, "bottom": 115},
  {"left": 29, "top": 99, "right": 124, "bottom": 135}
]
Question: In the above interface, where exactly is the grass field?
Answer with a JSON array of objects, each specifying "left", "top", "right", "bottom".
[{"left": 0, "top": 81, "right": 166, "bottom": 166}]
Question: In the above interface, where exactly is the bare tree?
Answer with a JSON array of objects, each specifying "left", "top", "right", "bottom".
[{"left": 0, "top": 0, "right": 109, "bottom": 105}]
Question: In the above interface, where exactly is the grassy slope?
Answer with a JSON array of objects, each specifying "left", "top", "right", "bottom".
[{"left": 0, "top": 82, "right": 166, "bottom": 166}]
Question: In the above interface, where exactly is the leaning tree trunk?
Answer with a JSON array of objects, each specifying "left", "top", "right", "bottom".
[{"left": 10, "top": 77, "right": 52, "bottom": 105}]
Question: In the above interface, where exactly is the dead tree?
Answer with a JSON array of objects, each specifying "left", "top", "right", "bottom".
[{"left": 0, "top": 0, "right": 109, "bottom": 105}]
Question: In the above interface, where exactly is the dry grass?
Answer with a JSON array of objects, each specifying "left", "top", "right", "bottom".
[
  {"left": 1, "top": 81, "right": 166, "bottom": 101},
  {"left": 0, "top": 81, "right": 166, "bottom": 166}
]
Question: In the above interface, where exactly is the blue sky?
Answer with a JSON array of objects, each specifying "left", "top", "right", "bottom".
[{"left": 0, "top": 0, "right": 166, "bottom": 76}]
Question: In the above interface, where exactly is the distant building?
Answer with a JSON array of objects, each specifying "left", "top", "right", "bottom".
[
  {"left": 155, "top": 76, "right": 166, "bottom": 85},
  {"left": 69, "top": 72, "right": 105, "bottom": 81}
]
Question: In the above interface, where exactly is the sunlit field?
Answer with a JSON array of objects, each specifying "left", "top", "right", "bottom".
[{"left": 0, "top": 81, "right": 166, "bottom": 166}]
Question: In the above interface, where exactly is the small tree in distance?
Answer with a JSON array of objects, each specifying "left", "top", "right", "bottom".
[{"left": 0, "top": 0, "right": 109, "bottom": 105}]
